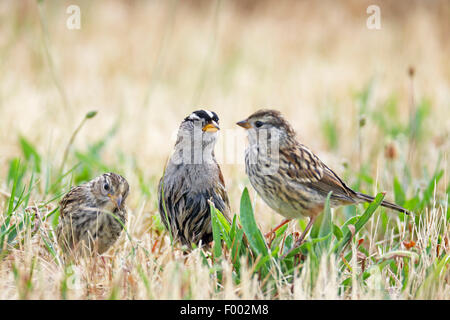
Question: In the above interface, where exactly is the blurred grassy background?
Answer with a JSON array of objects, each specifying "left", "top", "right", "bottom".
[
  {"left": 0, "top": 0, "right": 448, "bottom": 242},
  {"left": 0, "top": 0, "right": 448, "bottom": 300}
]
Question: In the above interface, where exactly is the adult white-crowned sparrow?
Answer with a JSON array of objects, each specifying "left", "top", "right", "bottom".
[{"left": 158, "top": 110, "right": 231, "bottom": 248}]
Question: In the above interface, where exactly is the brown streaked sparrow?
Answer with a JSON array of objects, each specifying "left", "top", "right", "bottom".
[
  {"left": 237, "top": 109, "right": 409, "bottom": 255},
  {"left": 57, "top": 172, "right": 129, "bottom": 256}
]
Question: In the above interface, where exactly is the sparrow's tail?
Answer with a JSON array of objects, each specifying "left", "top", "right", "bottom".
[{"left": 355, "top": 192, "right": 410, "bottom": 214}]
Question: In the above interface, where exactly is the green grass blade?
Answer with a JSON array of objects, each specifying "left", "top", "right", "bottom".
[
  {"left": 210, "top": 203, "right": 223, "bottom": 259},
  {"left": 239, "top": 188, "right": 268, "bottom": 257},
  {"left": 333, "top": 192, "right": 385, "bottom": 253}
]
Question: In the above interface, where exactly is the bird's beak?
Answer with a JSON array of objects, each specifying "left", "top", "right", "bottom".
[
  {"left": 108, "top": 194, "right": 123, "bottom": 208},
  {"left": 236, "top": 119, "right": 251, "bottom": 129},
  {"left": 116, "top": 195, "right": 123, "bottom": 207},
  {"left": 202, "top": 121, "right": 220, "bottom": 132}
]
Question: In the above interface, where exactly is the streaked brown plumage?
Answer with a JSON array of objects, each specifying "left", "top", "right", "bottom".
[
  {"left": 57, "top": 172, "right": 129, "bottom": 256},
  {"left": 237, "top": 109, "right": 409, "bottom": 252},
  {"left": 158, "top": 110, "right": 231, "bottom": 248}
]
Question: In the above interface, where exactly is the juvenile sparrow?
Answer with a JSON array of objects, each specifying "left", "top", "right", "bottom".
[
  {"left": 158, "top": 110, "right": 231, "bottom": 248},
  {"left": 57, "top": 172, "right": 130, "bottom": 256},
  {"left": 237, "top": 109, "right": 409, "bottom": 253}
]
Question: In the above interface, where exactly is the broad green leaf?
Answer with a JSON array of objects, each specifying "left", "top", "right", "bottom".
[
  {"left": 229, "top": 215, "right": 237, "bottom": 241},
  {"left": 213, "top": 207, "right": 232, "bottom": 248},
  {"left": 210, "top": 204, "right": 227, "bottom": 258},
  {"left": 215, "top": 208, "right": 231, "bottom": 234},
  {"left": 332, "top": 223, "right": 343, "bottom": 241},
  {"left": 239, "top": 188, "right": 268, "bottom": 257}
]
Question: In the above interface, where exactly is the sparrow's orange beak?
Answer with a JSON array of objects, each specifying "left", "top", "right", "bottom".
[
  {"left": 202, "top": 121, "right": 220, "bottom": 132},
  {"left": 236, "top": 119, "right": 251, "bottom": 129}
]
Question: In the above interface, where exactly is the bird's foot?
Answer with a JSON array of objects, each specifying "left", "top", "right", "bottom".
[{"left": 264, "top": 219, "right": 291, "bottom": 238}]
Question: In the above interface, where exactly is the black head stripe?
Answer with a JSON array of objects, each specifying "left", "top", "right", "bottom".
[
  {"left": 184, "top": 110, "right": 219, "bottom": 124},
  {"left": 211, "top": 111, "right": 219, "bottom": 123}
]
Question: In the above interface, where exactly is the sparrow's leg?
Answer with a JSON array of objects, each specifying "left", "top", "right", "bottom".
[
  {"left": 295, "top": 216, "right": 316, "bottom": 246},
  {"left": 281, "top": 216, "right": 317, "bottom": 260},
  {"left": 264, "top": 219, "right": 291, "bottom": 238}
]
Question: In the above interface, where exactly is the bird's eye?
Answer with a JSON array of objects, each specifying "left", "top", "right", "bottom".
[
  {"left": 254, "top": 121, "right": 264, "bottom": 128},
  {"left": 103, "top": 183, "right": 110, "bottom": 192}
]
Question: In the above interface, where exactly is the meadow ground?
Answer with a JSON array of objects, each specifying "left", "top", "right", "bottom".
[{"left": 0, "top": 0, "right": 448, "bottom": 299}]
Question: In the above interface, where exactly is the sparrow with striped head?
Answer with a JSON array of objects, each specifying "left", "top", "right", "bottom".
[
  {"left": 158, "top": 109, "right": 231, "bottom": 248},
  {"left": 57, "top": 172, "right": 130, "bottom": 256},
  {"left": 237, "top": 109, "right": 409, "bottom": 257}
]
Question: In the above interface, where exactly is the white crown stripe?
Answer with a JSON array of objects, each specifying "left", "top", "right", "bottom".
[
  {"left": 205, "top": 110, "right": 214, "bottom": 118},
  {"left": 189, "top": 113, "right": 201, "bottom": 120}
]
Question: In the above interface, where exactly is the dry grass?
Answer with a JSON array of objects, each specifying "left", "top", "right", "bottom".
[{"left": 0, "top": 0, "right": 448, "bottom": 299}]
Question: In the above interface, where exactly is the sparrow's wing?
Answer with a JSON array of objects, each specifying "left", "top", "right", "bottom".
[
  {"left": 280, "top": 144, "right": 324, "bottom": 183},
  {"left": 215, "top": 162, "right": 232, "bottom": 223},
  {"left": 59, "top": 185, "right": 88, "bottom": 217},
  {"left": 57, "top": 184, "right": 96, "bottom": 251},
  {"left": 157, "top": 175, "right": 186, "bottom": 233},
  {"left": 280, "top": 144, "right": 356, "bottom": 203}
]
